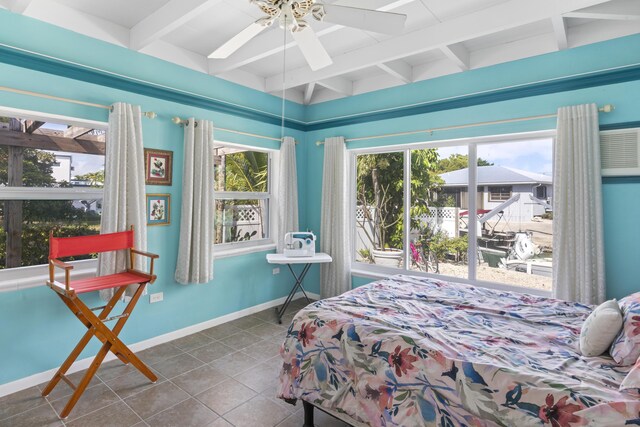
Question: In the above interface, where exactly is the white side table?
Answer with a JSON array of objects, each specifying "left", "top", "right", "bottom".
[{"left": 266, "top": 252, "right": 332, "bottom": 323}]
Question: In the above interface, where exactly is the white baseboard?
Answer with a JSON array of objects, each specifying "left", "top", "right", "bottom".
[{"left": 0, "top": 291, "right": 320, "bottom": 398}]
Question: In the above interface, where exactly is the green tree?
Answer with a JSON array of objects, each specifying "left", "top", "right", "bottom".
[
  {"left": 0, "top": 147, "right": 56, "bottom": 187},
  {"left": 0, "top": 147, "right": 100, "bottom": 268},
  {"left": 223, "top": 151, "right": 268, "bottom": 192},
  {"left": 214, "top": 151, "right": 269, "bottom": 244},
  {"left": 357, "top": 149, "right": 440, "bottom": 250},
  {"left": 436, "top": 154, "right": 493, "bottom": 173},
  {"left": 74, "top": 170, "right": 105, "bottom": 187}
]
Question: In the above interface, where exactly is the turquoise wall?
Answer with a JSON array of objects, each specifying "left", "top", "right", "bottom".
[
  {"left": 302, "top": 35, "right": 640, "bottom": 299},
  {"left": 0, "top": 11, "right": 307, "bottom": 385},
  {"left": 2, "top": 10, "right": 640, "bottom": 386}
]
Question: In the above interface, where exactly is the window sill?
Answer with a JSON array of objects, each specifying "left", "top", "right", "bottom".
[
  {"left": 351, "top": 263, "right": 551, "bottom": 297},
  {"left": 0, "top": 259, "right": 98, "bottom": 293},
  {"left": 213, "top": 242, "right": 277, "bottom": 260}
]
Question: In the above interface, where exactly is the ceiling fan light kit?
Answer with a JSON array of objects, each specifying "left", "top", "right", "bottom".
[{"left": 209, "top": 0, "right": 407, "bottom": 71}]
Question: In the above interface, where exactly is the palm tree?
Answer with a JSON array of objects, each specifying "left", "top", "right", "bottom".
[{"left": 215, "top": 150, "right": 269, "bottom": 243}]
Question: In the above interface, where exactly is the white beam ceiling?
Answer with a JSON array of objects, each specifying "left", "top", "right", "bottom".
[
  {"left": 9, "top": 0, "right": 640, "bottom": 104},
  {"left": 377, "top": 60, "right": 413, "bottom": 83},
  {"left": 551, "top": 16, "right": 569, "bottom": 50},
  {"left": 440, "top": 43, "right": 470, "bottom": 70},
  {"left": 10, "top": 0, "right": 32, "bottom": 13},
  {"left": 304, "top": 82, "right": 316, "bottom": 105},
  {"left": 130, "top": 0, "right": 224, "bottom": 51},
  {"left": 207, "top": 0, "right": 419, "bottom": 75},
  {"left": 316, "top": 76, "right": 353, "bottom": 96},
  {"left": 265, "top": 0, "right": 615, "bottom": 92},
  {"left": 26, "top": 0, "right": 130, "bottom": 47},
  {"left": 564, "top": 0, "right": 640, "bottom": 20}
]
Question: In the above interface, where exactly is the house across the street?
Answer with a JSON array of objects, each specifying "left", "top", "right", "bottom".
[{"left": 439, "top": 166, "right": 553, "bottom": 223}]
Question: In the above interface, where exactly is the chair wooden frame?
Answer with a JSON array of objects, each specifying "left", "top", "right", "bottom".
[{"left": 42, "top": 226, "right": 159, "bottom": 419}]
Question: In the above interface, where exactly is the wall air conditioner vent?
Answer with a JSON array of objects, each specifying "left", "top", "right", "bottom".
[{"left": 600, "top": 129, "right": 640, "bottom": 177}]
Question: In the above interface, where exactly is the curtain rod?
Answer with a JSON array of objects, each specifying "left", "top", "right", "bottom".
[
  {"left": 171, "top": 116, "right": 285, "bottom": 143},
  {"left": 0, "top": 86, "right": 157, "bottom": 118},
  {"left": 315, "top": 104, "right": 616, "bottom": 145}
]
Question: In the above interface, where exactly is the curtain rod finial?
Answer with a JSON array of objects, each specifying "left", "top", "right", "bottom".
[
  {"left": 143, "top": 111, "right": 157, "bottom": 120},
  {"left": 171, "top": 117, "right": 183, "bottom": 125},
  {"left": 600, "top": 104, "right": 615, "bottom": 113}
]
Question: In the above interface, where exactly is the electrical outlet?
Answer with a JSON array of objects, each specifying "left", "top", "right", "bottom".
[
  {"left": 150, "top": 292, "right": 163, "bottom": 304},
  {"left": 272, "top": 268, "right": 280, "bottom": 275}
]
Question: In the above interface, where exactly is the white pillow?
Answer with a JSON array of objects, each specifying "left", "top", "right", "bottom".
[{"left": 580, "top": 299, "right": 623, "bottom": 357}]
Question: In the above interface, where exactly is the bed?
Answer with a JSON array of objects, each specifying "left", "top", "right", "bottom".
[{"left": 276, "top": 275, "right": 640, "bottom": 426}]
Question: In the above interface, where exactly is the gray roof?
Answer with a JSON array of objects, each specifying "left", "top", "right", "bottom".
[{"left": 440, "top": 166, "right": 552, "bottom": 186}]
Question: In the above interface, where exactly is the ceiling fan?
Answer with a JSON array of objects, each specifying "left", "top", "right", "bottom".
[{"left": 209, "top": 0, "right": 408, "bottom": 71}]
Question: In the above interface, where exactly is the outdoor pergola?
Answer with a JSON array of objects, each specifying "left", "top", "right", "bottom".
[{"left": 1, "top": 118, "right": 105, "bottom": 268}]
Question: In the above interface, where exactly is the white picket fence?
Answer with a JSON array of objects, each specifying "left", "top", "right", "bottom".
[{"left": 355, "top": 206, "right": 459, "bottom": 258}]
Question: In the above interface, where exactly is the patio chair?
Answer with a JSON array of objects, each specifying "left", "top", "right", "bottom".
[{"left": 41, "top": 227, "right": 159, "bottom": 419}]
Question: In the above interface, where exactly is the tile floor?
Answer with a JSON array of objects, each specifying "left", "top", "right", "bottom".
[{"left": 0, "top": 298, "right": 350, "bottom": 427}]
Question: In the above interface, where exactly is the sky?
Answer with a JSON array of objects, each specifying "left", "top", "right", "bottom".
[
  {"left": 42, "top": 122, "right": 105, "bottom": 178},
  {"left": 436, "top": 138, "right": 553, "bottom": 177}
]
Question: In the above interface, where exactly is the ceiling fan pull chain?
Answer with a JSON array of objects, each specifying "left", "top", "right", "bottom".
[{"left": 280, "top": 25, "right": 287, "bottom": 140}]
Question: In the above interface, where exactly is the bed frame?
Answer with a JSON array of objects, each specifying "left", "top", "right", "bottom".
[{"left": 301, "top": 400, "right": 368, "bottom": 427}]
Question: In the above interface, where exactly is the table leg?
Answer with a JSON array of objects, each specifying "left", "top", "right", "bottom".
[{"left": 275, "top": 263, "right": 313, "bottom": 324}]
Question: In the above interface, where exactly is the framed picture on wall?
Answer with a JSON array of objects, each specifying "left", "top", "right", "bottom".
[
  {"left": 144, "top": 148, "right": 173, "bottom": 185},
  {"left": 147, "top": 194, "right": 171, "bottom": 226}
]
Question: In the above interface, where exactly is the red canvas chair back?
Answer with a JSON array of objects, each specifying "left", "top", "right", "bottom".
[{"left": 49, "top": 230, "right": 134, "bottom": 259}]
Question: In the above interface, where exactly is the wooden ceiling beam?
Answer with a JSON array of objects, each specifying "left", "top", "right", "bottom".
[
  {"left": 563, "top": 0, "right": 640, "bottom": 20},
  {"left": 440, "top": 43, "right": 470, "bottom": 70},
  {"left": 63, "top": 126, "right": 92, "bottom": 139},
  {"left": 265, "top": 0, "right": 614, "bottom": 92},
  {"left": 0, "top": 129, "right": 105, "bottom": 155},
  {"left": 304, "top": 83, "right": 316, "bottom": 105},
  {"left": 9, "top": 0, "right": 33, "bottom": 14},
  {"left": 25, "top": 120, "right": 44, "bottom": 134},
  {"left": 551, "top": 16, "right": 569, "bottom": 50},
  {"left": 377, "top": 60, "right": 413, "bottom": 83},
  {"left": 130, "top": 0, "right": 225, "bottom": 51},
  {"left": 316, "top": 77, "right": 353, "bottom": 96}
]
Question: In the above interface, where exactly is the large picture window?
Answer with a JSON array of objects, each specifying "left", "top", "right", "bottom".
[
  {"left": 213, "top": 144, "right": 272, "bottom": 247},
  {"left": 352, "top": 134, "right": 554, "bottom": 293},
  {"left": 0, "top": 111, "right": 105, "bottom": 270}
]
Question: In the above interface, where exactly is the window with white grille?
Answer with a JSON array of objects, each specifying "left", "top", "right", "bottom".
[{"left": 213, "top": 144, "right": 272, "bottom": 247}]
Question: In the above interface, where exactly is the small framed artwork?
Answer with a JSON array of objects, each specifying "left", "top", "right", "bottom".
[
  {"left": 147, "top": 194, "right": 171, "bottom": 226},
  {"left": 145, "top": 148, "right": 173, "bottom": 186}
]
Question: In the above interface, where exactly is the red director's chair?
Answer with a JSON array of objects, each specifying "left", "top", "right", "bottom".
[{"left": 42, "top": 227, "right": 159, "bottom": 419}]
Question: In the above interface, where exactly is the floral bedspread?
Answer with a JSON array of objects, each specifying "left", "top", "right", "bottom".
[{"left": 277, "top": 275, "right": 640, "bottom": 426}]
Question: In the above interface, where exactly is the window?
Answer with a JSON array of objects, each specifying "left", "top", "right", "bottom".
[
  {"left": 213, "top": 144, "right": 272, "bottom": 247},
  {"left": 0, "top": 111, "right": 106, "bottom": 270},
  {"left": 352, "top": 134, "right": 554, "bottom": 294},
  {"left": 535, "top": 185, "right": 547, "bottom": 199},
  {"left": 489, "top": 186, "right": 512, "bottom": 202}
]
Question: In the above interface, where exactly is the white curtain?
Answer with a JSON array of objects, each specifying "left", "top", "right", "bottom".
[
  {"left": 320, "top": 137, "right": 351, "bottom": 298},
  {"left": 553, "top": 103, "right": 605, "bottom": 305},
  {"left": 277, "top": 136, "right": 299, "bottom": 252},
  {"left": 175, "top": 119, "right": 215, "bottom": 284},
  {"left": 98, "top": 103, "right": 147, "bottom": 299}
]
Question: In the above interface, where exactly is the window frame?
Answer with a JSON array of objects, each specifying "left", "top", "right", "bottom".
[
  {"left": 488, "top": 186, "right": 513, "bottom": 202},
  {"left": 212, "top": 141, "right": 277, "bottom": 256},
  {"left": 0, "top": 106, "right": 107, "bottom": 291},
  {"left": 349, "top": 129, "right": 555, "bottom": 297}
]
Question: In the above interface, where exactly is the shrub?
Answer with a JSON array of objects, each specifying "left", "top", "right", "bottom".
[{"left": 0, "top": 222, "right": 100, "bottom": 269}]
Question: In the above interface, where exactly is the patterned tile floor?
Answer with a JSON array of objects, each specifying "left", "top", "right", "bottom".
[{"left": 0, "top": 298, "right": 350, "bottom": 427}]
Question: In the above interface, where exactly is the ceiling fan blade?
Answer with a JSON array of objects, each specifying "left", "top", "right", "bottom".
[
  {"left": 291, "top": 26, "right": 333, "bottom": 71},
  {"left": 321, "top": 4, "right": 407, "bottom": 35},
  {"left": 208, "top": 22, "right": 267, "bottom": 59}
]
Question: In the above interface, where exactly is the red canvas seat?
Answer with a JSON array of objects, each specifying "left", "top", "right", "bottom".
[
  {"left": 42, "top": 227, "right": 159, "bottom": 420},
  {"left": 70, "top": 271, "right": 153, "bottom": 294}
]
